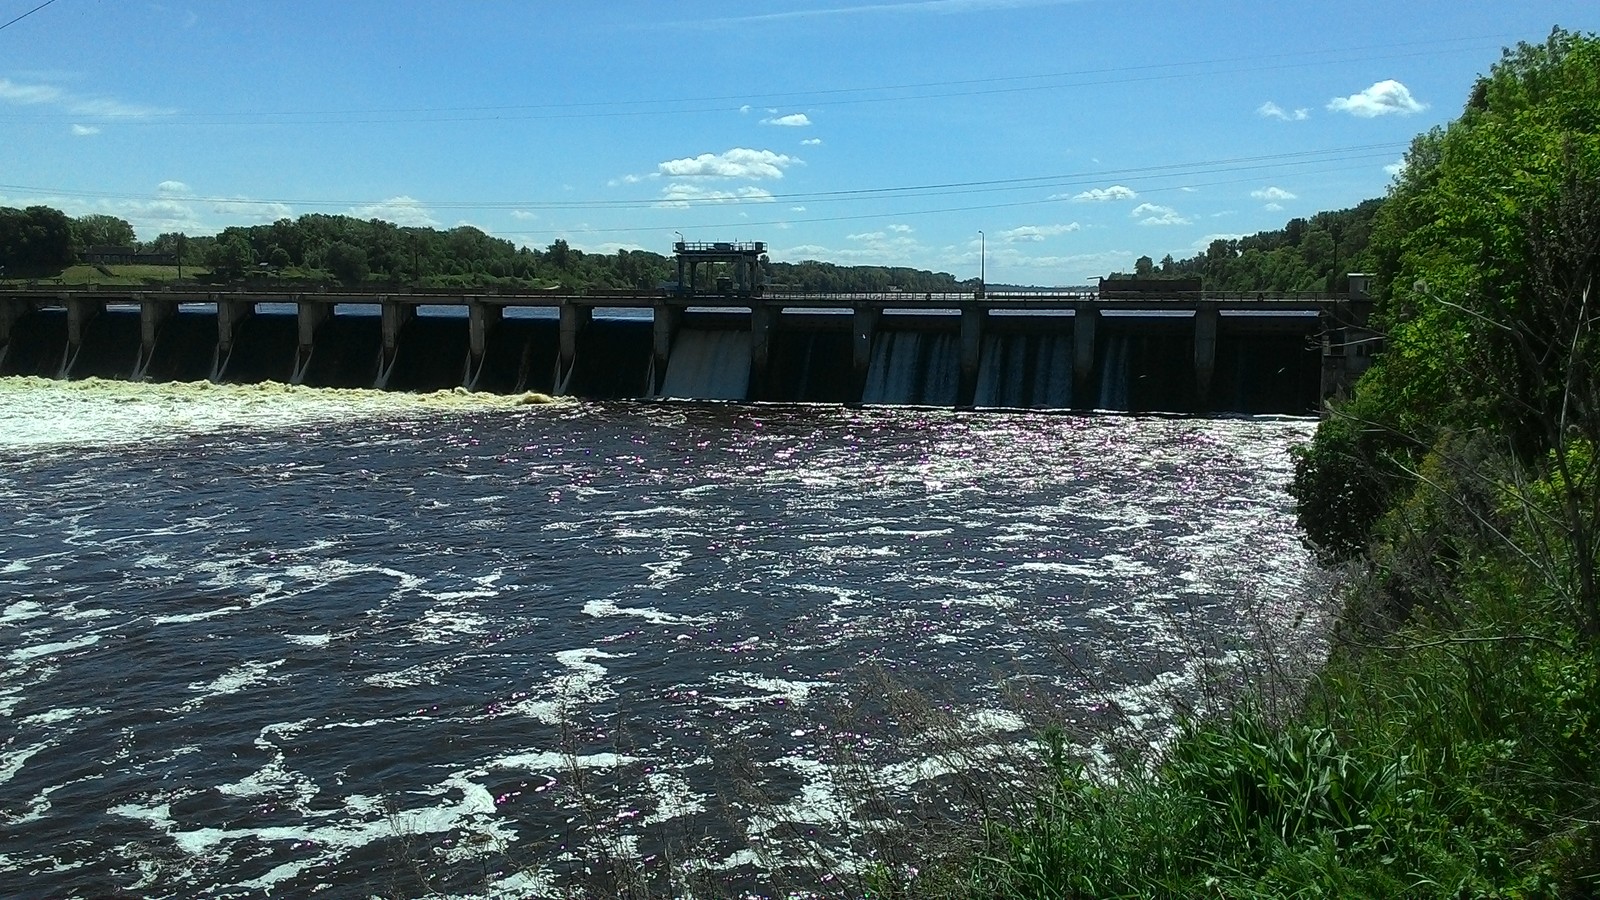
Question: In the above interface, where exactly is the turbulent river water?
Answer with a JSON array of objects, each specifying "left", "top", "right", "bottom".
[{"left": 0, "top": 376, "right": 1331, "bottom": 898}]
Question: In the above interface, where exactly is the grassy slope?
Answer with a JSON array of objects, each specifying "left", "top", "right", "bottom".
[{"left": 1, "top": 264, "right": 213, "bottom": 286}]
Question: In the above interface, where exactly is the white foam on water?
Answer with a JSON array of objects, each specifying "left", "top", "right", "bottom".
[
  {"left": 745, "top": 755, "right": 852, "bottom": 838},
  {"left": 582, "top": 597, "right": 713, "bottom": 626},
  {"left": 180, "top": 659, "right": 284, "bottom": 710},
  {"left": 705, "top": 673, "right": 827, "bottom": 710},
  {"left": 284, "top": 633, "right": 331, "bottom": 647},
  {"left": 2, "top": 560, "right": 30, "bottom": 574},
  {"left": 483, "top": 751, "right": 639, "bottom": 773},
  {"left": 508, "top": 648, "right": 624, "bottom": 725},
  {"left": 108, "top": 771, "right": 529, "bottom": 895},
  {"left": 54, "top": 602, "right": 116, "bottom": 622},
  {"left": 644, "top": 770, "right": 708, "bottom": 825},
  {"left": 0, "top": 376, "right": 561, "bottom": 451},
  {"left": 410, "top": 607, "right": 489, "bottom": 643},
  {"left": 151, "top": 606, "right": 244, "bottom": 625},
  {"left": 0, "top": 739, "right": 53, "bottom": 785},
  {"left": 0, "top": 600, "right": 45, "bottom": 625},
  {"left": 8, "top": 634, "right": 100, "bottom": 663},
  {"left": 0, "top": 665, "right": 59, "bottom": 717},
  {"left": 216, "top": 756, "right": 320, "bottom": 809},
  {"left": 18, "top": 705, "right": 104, "bottom": 727},
  {"left": 363, "top": 658, "right": 461, "bottom": 689}
]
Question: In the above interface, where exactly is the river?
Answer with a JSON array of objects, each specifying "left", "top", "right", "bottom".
[{"left": 0, "top": 376, "right": 1331, "bottom": 897}]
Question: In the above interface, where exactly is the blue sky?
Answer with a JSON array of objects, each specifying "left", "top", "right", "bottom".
[{"left": 2, "top": 0, "right": 1595, "bottom": 284}]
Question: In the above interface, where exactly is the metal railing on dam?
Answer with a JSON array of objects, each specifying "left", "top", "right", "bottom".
[{"left": 0, "top": 284, "right": 1376, "bottom": 413}]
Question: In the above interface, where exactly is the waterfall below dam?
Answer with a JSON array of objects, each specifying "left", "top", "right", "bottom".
[{"left": 0, "top": 306, "right": 1327, "bottom": 414}]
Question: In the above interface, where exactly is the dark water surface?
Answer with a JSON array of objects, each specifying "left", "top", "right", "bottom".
[{"left": 0, "top": 379, "right": 1328, "bottom": 897}]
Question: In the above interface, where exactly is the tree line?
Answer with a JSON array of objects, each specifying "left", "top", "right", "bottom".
[
  {"left": 0, "top": 206, "right": 979, "bottom": 294},
  {"left": 1109, "top": 198, "right": 1385, "bottom": 294}
]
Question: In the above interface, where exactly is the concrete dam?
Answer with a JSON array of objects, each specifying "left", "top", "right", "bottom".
[{"left": 0, "top": 284, "right": 1375, "bottom": 414}]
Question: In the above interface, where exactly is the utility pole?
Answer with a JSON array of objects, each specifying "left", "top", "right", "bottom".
[{"left": 978, "top": 230, "right": 985, "bottom": 298}]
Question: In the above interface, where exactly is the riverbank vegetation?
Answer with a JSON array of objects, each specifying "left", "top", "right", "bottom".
[{"left": 908, "top": 28, "right": 1600, "bottom": 899}]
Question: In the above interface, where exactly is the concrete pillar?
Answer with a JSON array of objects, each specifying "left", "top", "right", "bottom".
[
  {"left": 749, "top": 304, "right": 779, "bottom": 400},
  {"left": 380, "top": 298, "right": 411, "bottom": 353},
  {"left": 135, "top": 297, "right": 178, "bottom": 381},
  {"left": 558, "top": 302, "right": 592, "bottom": 393},
  {"left": 651, "top": 303, "right": 680, "bottom": 395},
  {"left": 67, "top": 297, "right": 104, "bottom": 349},
  {"left": 959, "top": 304, "right": 984, "bottom": 406},
  {"left": 1194, "top": 305, "right": 1219, "bottom": 412},
  {"left": 298, "top": 299, "right": 330, "bottom": 350},
  {"left": 140, "top": 297, "right": 178, "bottom": 351},
  {"left": 291, "top": 299, "right": 330, "bottom": 386},
  {"left": 1, "top": 299, "right": 32, "bottom": 347},
  {"left": 217, "top": 298, "right": 254, "bottom": 354},
  {"left": 1073, "top": 306, "right": 1098, "bottom": 406},
  {"left": 852, "top": 306, "right": 880, "bottom": 399},
  {"left": 0, "top": 299, "right": 30, "bottom": 372},
  {"left": 372, "top": 298, "right": 412, "bottom": 390},
  {"left": 467, "top": 299, "right": 501, "bottom": 360}
]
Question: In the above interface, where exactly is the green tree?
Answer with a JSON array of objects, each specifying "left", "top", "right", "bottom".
[
  {"left": 324, "top": 241, "right": 369, "bottom": 284},
  {"left": 1293, "top": 27, "right": 1600, "bottom": 572},
  {"left": 206, "top": 233, "right": 255, "bottom": 279},
  {"left": 70, "top": 214, "right": 136, "bottom": 251}
]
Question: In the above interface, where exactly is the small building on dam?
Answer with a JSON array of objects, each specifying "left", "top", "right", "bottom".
[{"left": 0, "top": 253, "right": 1377, "bottom": 415}]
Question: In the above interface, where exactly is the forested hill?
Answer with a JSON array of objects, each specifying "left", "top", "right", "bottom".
[
  {"left": 0, "top": 206, "right": 976, "bottom": 294},
  {"left": 1107, "top": 197, "right": 1385, "bottom": 293}
]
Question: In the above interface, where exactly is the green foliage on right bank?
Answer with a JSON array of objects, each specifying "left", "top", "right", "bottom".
[{"left": 910, "top": 28, "right": 1600, "bottom": 899}]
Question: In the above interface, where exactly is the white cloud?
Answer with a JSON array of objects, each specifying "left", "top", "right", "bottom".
[
  {"left": 1257, "top": 101, "right": 1309, "bottom": 121},
  {"left": 0, "top": 78, "right": 172, "bottom": 118},
  {"left": 120, "top": 198, "right": 203, "bottom": 233},
  {"left": 790, "top": 206, "right": 807, "bottom": 212},
  {"left": 510, "top": 210, "right": 538, "bottom": 220},
  {"left": 657, "top": 148, "right": 799, "bottom": 179},
  {"left": 801, "top": 138, "right": 823, "bottom": 146},
  {"left": 999, "top": 223, "right": 1081, "bottom": 243},
  {"left": 739, "top": 104, "right": 752, "bottom": 114},
  {"left": 1132, "top": 203, "right": 1191, "bottom": 226},
  {"left": 212, "top": 198, "right": 294, "bottom": 223},
  {"left": 1190, "top": 233, "right": 1247, "bottom": 252},
  {"left": 70, "top": 124, "right": 99, "bottom": 136},
  {"left": 1250, "top": 186, "right": 1297, "bottom": 202},
  {"left": 1264, "top": 203, "right": 1284, "bottom": 212},
  {"left": 1069, "top": 185, "right": 1137, "bottom": 203},
  {"left": 1328, "top": 79, "right": 1426, "bottom": 118},
  {"left": 888, "top": 224, "right": 914, "bottom": 233},
  {"left": 779, "top": 229, "right": 922, "bottom": 265},
  {"left": 761, "top": 113, "right": 812, "bottom": 127},
  {"left": 0, "top": 78, "right": 63, "bottom": 105},
  {"left": 349, "top": 196, "right": 440, "bottom": 228},
  {"left": 157, "top": 180, "right": 191, "bottom": 196},
  {"left": 656, "top": 184, "right": 777, "bottom": 207},
  {"left": 1384, "top": 158, "right": 1407, "bottom": 177}
]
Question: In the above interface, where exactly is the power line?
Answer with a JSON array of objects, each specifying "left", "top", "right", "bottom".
[
  {"left": 0, "top": 0, "right": 59, "bottom": 32},
  {"left": 492, "top": 161, "right": 1400, "bottom": 238},
  {"left": 0, "top": 143, "right": 1404, "bottom": 212}
]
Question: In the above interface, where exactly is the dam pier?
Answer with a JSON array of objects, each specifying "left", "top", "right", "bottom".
[{"left": 0, "top": 278, "right": 1375, "bottom": 414}]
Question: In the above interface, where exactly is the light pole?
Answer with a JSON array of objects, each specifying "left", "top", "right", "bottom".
[{"left": 978, "top": 230, "right": 985, "bottom": 297}]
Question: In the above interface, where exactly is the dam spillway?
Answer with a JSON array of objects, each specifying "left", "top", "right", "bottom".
[{"left": 0, "top": 287, "right": 1374, "bottom": 414}]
